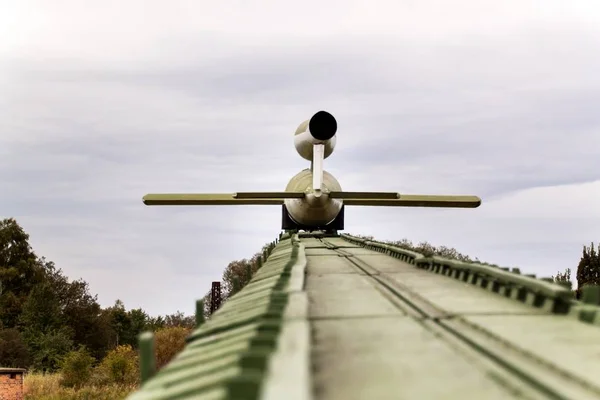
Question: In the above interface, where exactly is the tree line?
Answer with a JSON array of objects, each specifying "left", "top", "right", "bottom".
[
  {"left": 555, "top": 242, "right": 600, "bottom": 298},
  {"left": 0, "top": 218, "right": 271, "bottom": 374}
]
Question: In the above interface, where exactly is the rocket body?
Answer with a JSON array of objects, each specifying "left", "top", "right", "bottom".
[{"left": 284, "top": 169, "right": 343, "bottom": 227}]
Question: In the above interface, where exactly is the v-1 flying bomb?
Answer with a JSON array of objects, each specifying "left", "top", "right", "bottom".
[{"left": 143, "top": 111, "right": 481, "bottom": 233}]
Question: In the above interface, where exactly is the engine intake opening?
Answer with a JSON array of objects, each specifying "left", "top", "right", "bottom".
[{"left": 309, "top": 111, "right": 337, "bottom": 141}]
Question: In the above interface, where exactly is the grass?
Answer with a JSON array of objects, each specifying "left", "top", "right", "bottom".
[{"left": 23, "top": 372, "right": 137, "bottom": 400}]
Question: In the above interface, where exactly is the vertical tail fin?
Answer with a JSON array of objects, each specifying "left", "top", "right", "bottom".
[{"left": 312, "top": 144, "right": 325, "bottom": 197}]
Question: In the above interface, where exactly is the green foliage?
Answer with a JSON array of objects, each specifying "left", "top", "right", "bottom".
[
  {"left": 0, "top": 217, "right": 196, "bottom": 375},
  {"left": 19, "top": 282, "right": 64, "bottom": 334},
  {"left": 48, "top": 268, "right": 110, "bottom": 360},
  {"left": 154, "top": 326, "right": 191, "bottom": 370},
  {"left": 129, "top": 308, "right": 149, "bottom": 334},
  {"left": 19, "top": 282, "right": 74, "bottom": 372},
  {"left": 221, "top": 245, "right": 269, "bottom": 300},
  {"left": 350, "top": 234, "right": 480, "bottom": 263},
  {"left": 202, "top": 289, "right": 212, "bottom": 319},
  {"left": 106, "top": 300, "right": 133, "bottom": 348},
  {"left": 94, "top": 345, "right": 139, "bottom": 385},
  {"left": 222, "top": 259, "right": 253, "bottom": 297},
  {"left": 26, "top": 328, "right": 74, "bottom": 372},
  {"left": 0, "top": 218, "right": 47, "bottom": 327},
  {"left": 387, "top": 238, "right": 478, "bottom": 262},
  {"left": 552, "top": 268, "right": 572, "bottom": 290},
  {"left": 59, "top": 346, "right": 95, "bottom": 388},
  {"left": 197, "top": 242, "right": 274, "bottom": 322},
  {"left": 163, "top": 311, "right": 195, "bottom": 329},
  {"left": 0, "top": 327, "right": 29, "bottom": 367},
  {"left": 145, "top": 315, "right": 166, "bottom": 331},
  {"left": 576, "top": 243, "right": 600, "bottom": 298}
]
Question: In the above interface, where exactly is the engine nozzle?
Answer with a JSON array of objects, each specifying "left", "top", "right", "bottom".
[{"left": 309, "top": 111, "right": 337, "bottom": 141}]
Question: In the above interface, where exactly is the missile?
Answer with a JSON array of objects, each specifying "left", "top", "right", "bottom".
[{"left": 143, "top": 111, "right": 481, "bottom": 232}]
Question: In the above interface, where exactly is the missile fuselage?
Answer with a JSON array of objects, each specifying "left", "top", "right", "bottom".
[
  {"left": 285, "top": 111, "right": 343, "bottom": 227},
  {"left": 284, "top": 169, "right": 343, "bottom": 227}
]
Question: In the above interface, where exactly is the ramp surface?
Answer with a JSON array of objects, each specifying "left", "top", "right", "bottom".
[{"left": 128, "top": 233, "right": 600, "bottom": 400}]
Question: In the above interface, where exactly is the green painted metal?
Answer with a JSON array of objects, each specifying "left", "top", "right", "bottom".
[
  {"left": 342, "top": 194, "right": 481, "bottom": 208},
  {"left": 328, "top": 191, "right": 399, "bottom": 199},
  {"left": 143, "top": 194, "right": 284, "bottom": 206},
  {"left": 233, "top": 192, "right": 305, "bottom": 199},
  {"left": 341, "top": 233, "right": 600, "bottom": 327},
  {"left": 138, "top": 331, "right": 156, "bottom": 384}
]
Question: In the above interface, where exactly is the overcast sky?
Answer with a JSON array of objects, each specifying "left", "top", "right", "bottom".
[{"left": 2, "top": 1, "right": 600, "bottom": 317}]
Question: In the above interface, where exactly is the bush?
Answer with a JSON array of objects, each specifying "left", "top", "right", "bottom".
[
  {"left": 154, "top": 326, "right": 192, "bottom": 370},
  {"left": 59, "top": 346, "right": 95, "bottom": 388},
  {"left": 94, "top": 345, "right": 138, "bottom": 385}
]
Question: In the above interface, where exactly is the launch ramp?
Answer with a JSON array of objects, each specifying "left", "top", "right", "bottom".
[{"left": 127, "top": 233, "right": 600, "bottom": 400}]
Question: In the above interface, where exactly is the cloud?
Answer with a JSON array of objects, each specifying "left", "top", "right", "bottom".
[{"left": 1, "top": 1, "right": 599, "bottom": 315}]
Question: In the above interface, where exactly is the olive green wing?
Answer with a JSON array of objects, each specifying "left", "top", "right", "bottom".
[
  {"left": 142, "top": 192, "right": 305, "bottom": 206},
  {"left": 334, "top": 193, "right": 481, "bottom": 208}
]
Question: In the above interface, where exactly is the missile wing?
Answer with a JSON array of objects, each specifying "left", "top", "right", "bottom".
[{"left": 143, "top": 192, "right": 481, "bottom": 208}]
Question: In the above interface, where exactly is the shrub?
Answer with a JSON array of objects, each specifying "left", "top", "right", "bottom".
[
  {"left": 59, "top": 346, "right": 95, "bottom": 388},
  {"left": 154, "top": 326, "right": 192, "bottom": 370},
  {"left": 94, "top": 345, "right": 138, "bottom": 385}
]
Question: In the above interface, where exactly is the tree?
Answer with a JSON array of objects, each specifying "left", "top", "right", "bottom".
[
  {"left": 106, "top": 300, "right": 134, "bottom": 348},
  {"left": 59, "top": 346, "right": 95, "bottom": 388},
  {"left": 164, "top": 311, "right": 195, "bottom": 329},
  {"left": 146, "top": 315, "right": 166, "bottom": 331},
  {"left": 129, "top": 308, "right": 149, "bottom": 336},
  {"left": 576, "top": 243, "right": 600, "bottom": 298},
  {"left": 222, "top": 259, "right": 253, "bottom": 297},
  {"left": 46, "top": 266, "right": 111, "bottom": 360},
  {"left": 0, "top": 328, "right": 29, "bottom": 368},
  {"left": 382, "top": 237, "right": 476, "bottom": 263},
  {"left": 202, "top": 289, "right": 213, "bottom": 319},
  {"left": 1, "top": 218, "right": 204, "bottom": 371},
  {"left": 552, "top": 268, "right": 572, "bottom": 290},
  {"left": 19, "top": 282, "right": 74, "bottom": 371},
  {"left": 27, "top": 328, "right": 74, "bottom": 372},
  {"left": 0, "top": 218, "right": 47, "bottom": 328},
  {"left": 19, "top": 282, "right": 65, "bottom": 334},
  {"left": 221, "top": 243, "right": 271, "bottom": 299},
  {"left": 0, "top": 292, "right": 23, "bottom": 331}
]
